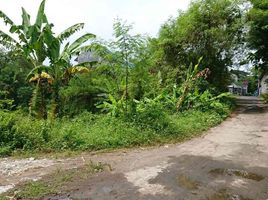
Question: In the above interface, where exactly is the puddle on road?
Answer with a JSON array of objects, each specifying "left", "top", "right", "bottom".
[
  {"left": 177, "top": 174, "right": 199, "bottom": 190},
  {"left": 209, "top": 168, "right": 264, "bottom": 181},
  {"left": 206, "top": 189, "right": 253, "bottom": 200}
]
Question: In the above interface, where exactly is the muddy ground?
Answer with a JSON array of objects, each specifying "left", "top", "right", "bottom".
[{"left": 1, "top": 96, "right": 268, "bottom": 200}]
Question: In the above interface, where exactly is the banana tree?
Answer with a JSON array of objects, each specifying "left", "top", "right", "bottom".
[
  {"left": 45, "top": 31, "right": 96, "bottom": 118},
  {"left": 27, "top": 21, "right": 96, "bottom": 118},
  {"left": 0, "top": 0, "right": 96, "bottom": 118},
  {"left": 0, "top": 0, "right": 59, "bottom": 66},
  {"left": 176, "top": 58, "right": 210, "bottom": 111},
  {"left": 0, "top": 0, "right": 59, "bottom": 118}
]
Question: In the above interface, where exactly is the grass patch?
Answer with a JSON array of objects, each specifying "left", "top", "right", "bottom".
[
  {"left": 261, "top": 93, "right": 268, "bottom": 103},
  {"left": 0, "top": 160, "right": 109, "bottom": 200},
  {"left": 0, "top": 106, "right": 231, "bottom": 157}
]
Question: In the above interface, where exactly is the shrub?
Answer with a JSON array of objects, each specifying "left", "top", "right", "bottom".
[
  {"left": 261, "top": 94, "right": 268, "bottom": 103},
  {"left": 0, "top": 98, "right": 232, "bottom": 156},
  {"left": 0, "top": 146, "right": 12, "bottom": 157},
  {"left": 131, "top": 98, "right": 177, "bottom": 134},
  {"left": 181, "top": 90, "right": 234, "bottom": 116},
  {"left": 0, "top": 110, "right": 49, "bottom": 151}
]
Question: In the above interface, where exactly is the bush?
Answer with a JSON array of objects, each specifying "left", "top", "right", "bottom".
[
  {"left": 0, "top": 97, "right": 232, "bottom": 156},
  {"left": 131, "top": 98, "right": 177, "bottom": 134},
  {"left": 0, "top": 146, "right": 12, "bottom": 157},
  {"left": 261, "top": 94, "right": 268, "bottom": 103},
  {"left": 0, "top": 110, "right": 49, "bottom": 152},
  {"left": 183, "top": 90, "right": 234, "bottom": 116}
]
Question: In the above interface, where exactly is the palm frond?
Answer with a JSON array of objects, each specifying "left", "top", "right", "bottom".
[
  {"left": 71, "top": 44, "right": 93, "bottom": 55},
  {"left": 57, "top": 23, "right": 85, "bottom": 42},
  {"left": 0, "top": 11, "right": 14, "bottom": 26},
  {"left": 0, "top": 30, "right": 19, "bottom": 49},
  {"left": 35, "top": 0, "right": 48, "bottom": 27},
  {"left": 67, "top": 33, "right": 96, "bottom": 53},
  {"left": 21, "top": 8, "right": 31, "bottom": 34},
  {"left": 72, "top": 43, "right": 109, "bottom": 57}
]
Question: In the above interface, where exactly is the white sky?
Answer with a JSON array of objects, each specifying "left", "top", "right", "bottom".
[{"left": 0, "top": 0, "right": 190, "bottom": 40}]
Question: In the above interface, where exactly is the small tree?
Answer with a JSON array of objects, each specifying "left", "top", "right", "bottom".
[
  {"left": 176, "top": 58, "right": 210, "bottom": 111},
  {"left": 112, "top": 18, "right": 144, "bottom": 113}
]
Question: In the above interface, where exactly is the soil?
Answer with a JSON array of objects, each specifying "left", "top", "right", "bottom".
[{"left": 1, "top": 96, "right": 268, "bottom": 200}]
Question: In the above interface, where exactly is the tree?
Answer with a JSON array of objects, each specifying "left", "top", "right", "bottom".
[
  {"left": 34, "top": 31, "right": 95, "bottom": 118},
  {"left": 0, "top": 0, "right": 59, "bottom": 66},
  {"left": 0, "top": 0, "right": 96, "bottom": 118},
  {"left": 248, "top": 0, "right": 268, "bottom": 74},
  {"left": 111, "top": 19, "right": 145, "bottom": 113},
  {"left": 0, "top": 49, "right": 33, "bottom": 108},
  {"left": 153, "top": 0, "right": 243, "bottom": 91}
]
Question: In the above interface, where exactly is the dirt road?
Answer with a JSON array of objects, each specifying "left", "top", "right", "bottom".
[{"left": 1, "top": 96, "right": 268, "bottom": 199}]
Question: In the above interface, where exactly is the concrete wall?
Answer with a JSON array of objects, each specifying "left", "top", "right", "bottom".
[{"left": 260, "top": 75, "right": 268, "bottom": 94}]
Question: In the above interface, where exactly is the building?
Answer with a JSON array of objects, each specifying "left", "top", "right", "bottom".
[
  {"left": 259, "top": 74, "right": 268, "bottom": 95},
  {"left": 228, "top": 70, "right": 249, "bottom": 96},
  {"left": 75, "top": 51, "right": 101, "bottom": 64},
  {"left": 228, "top": 84, "right": 248, "bottom": 95}
]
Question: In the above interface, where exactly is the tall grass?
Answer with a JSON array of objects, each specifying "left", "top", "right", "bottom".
[{"left": 0, "top": 106, "right": 230, "bottom": 157}]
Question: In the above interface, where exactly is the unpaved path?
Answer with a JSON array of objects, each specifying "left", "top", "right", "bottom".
[{"left": 1, "top": 96, "right": 268, "bottom": 199}]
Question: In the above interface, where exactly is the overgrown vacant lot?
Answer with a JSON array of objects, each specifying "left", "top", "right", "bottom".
[
  {"left": 1, "top": 0, "right": 267, "bottom": 198},
  {"left": 0, "top": 108, "right": 231, "bottom": 157},
  {"left": 1, "top": 97, "right": 268, "bottom": 200}
]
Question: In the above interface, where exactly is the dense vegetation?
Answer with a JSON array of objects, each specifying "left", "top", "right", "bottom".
[
  {"left": 248, "top": 0, "right": 268, "bottom": 74},
  {"left": 0, "top": 0, "right": 266, "bottom": 156}
]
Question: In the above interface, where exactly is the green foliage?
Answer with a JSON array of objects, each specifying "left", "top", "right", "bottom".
[
  {"left": 153, "top": 0, "right": 243, "bottom": 91},
  {"left": 0, "top": 0, "right": 240, "bottom": 158},
  {"left": 0, "top": 110, "right": 49, "bottom": 152},
  {"left": 176, "top": 57, "right": 210, "bottom": 111},
  {"left": 131, "top": 99, "right": 176, "bottom": 134},
  {"left": 0, "top": 0, "right": 57, "bottom": 64},
  {"left": 0, "top": 91, "right": 14, "bottom": 110},
  {"left": 97, "top": 94, "right": 125, "bottom": 116},
  {"left": 0, "top": 0, "right": 96, "bottom": 119},
  {"left": 192, "top": 91, "right": 234, "bottom": 116},
  {"left": 0, "top": 146, "right": 12, "bottom": 157},
  {"left": 261, "top": 93, "right": 268, "bottom": 103},
  {"left": 11, "top": 182, "right": 56, "bottom": 200},
  {"left": 0, "top": 101, "right": 231, "bottom": 156},
  {"left": 29, "top": 80, "right": 49, "bottom": 119},
  {"left": 0, "top": 49, "right": 33, "bottom": 108},
  {"left": 110, "top": 18, "right": 147, "bottom": 113},
  {"left": 248, "top": 0, "right": 268, "bottom": 73},
  {"left": 59, "top": 73, "right": 106, "bottom": 116}
]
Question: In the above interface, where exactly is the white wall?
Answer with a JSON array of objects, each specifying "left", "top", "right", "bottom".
[{"left": 261, "top": 75, "right": 268, "bottom": 94}]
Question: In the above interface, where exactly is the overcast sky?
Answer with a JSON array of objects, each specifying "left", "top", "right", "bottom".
[{"left": 0, "top": 0, "right": 190, "bottom": 40}]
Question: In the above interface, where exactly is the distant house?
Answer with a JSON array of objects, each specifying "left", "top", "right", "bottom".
[
  {"left": 228, "top": 70, "right": 249, "bottom": 95},
  {"left": 228, "top": 83, "right": 248, "bottom": 95},
  {"left": 259, "top": 74, "right": 268, "bottom": 95},
  {"left": 75, "top": 51, "right": 101, "bottom": 64}
]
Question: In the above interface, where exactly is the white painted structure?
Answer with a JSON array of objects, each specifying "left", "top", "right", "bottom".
[
  {"left": 228, "top": 84, "right": 248, "bottom": 95},
  {"left": 260, "top": 74, "right": 268, "bottom": 95}
]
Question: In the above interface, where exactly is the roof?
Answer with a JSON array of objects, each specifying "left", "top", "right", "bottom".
[
  {"left": 75, "top": 51, "right": 101, "bottom": 64},
  {"left": 228, "top": 84, "right": 241, "bottom": 88}
]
